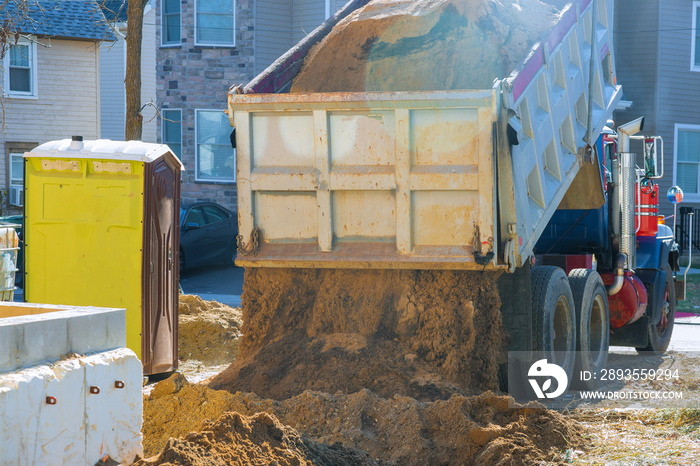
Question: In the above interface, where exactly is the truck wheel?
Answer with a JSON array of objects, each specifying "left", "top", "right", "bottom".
[
  {"left": 568, "top": 269, "right": 609, "bottom": 388},
  {"left": 531, "top": 266, "right": 577, "bottom": 385},
  {"left": 637, "top": 265, "right": 676, "bottom": 354}
]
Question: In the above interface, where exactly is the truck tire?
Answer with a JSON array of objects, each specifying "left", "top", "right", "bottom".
[
  {"left": 568, "top": 269, "right": 609, "bottom": 388},
  {"left": 637, "top": 265, "right": 676, "bottom": 354},
  {"left": 531, "top": 266, "right": 577, "bottom": 385}
]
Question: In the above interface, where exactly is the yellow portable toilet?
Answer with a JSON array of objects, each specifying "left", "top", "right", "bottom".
[{"left": 23, "top": 137, "right": 184, "bottom": 375}]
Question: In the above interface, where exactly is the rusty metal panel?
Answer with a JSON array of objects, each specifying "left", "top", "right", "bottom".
[
  {"left": 231, "top": 91, "right": 499, "bottom": 270},
  {"left": 251, "top": 112, "right": 315, "bottom": 168},
  {"left": 333, "top": 190, "right": 396, "bottom": 241},
  {"left": 328, "top": 111, "right": 395, "bottom": 167},
  {"left": 253, "top": 191, "right": 319, "bottom": 241}
]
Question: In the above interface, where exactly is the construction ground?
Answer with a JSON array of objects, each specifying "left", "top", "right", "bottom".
[{"left": 132, "top": 278, "right": 700, "bottom": 465}]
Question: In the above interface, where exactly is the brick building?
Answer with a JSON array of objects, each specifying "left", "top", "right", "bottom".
[{"left": 156, "top": 0, "right": 342, "bottom": 211}]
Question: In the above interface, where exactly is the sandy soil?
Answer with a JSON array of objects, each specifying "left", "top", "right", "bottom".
[
  {"left": 291, "top": 0, "right": 570, "bottom": 92},
  {"left": 140, "top": 375, "right": 585, "bottom": 465},
  {"left": 178, "top": 294, "right": 242, "bottom": 365},
  {"left": 219, "top": 268, "right": 504, "bottom": 396},
  {"left": 137, "top": 293, "right": 700, "bottom": 465}
]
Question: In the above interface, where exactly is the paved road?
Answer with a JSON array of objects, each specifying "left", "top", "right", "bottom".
[
  {"left": 670, "top": 315, "right": 700, "bottom": 351},
  {"left": 179, "top": 264, "right": 244, "bottom": 307},
  {"left": 13, "top": 264, "right": 245, "bottom": 307}
]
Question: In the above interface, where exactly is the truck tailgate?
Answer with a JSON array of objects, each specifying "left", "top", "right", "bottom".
[{"left": 232, "top": 90, "right": 500, "bottom": 270}]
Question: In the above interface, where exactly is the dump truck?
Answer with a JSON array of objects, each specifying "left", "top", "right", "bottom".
[{"left": 225, "top": 0, "right": 680, "bottom": 391}]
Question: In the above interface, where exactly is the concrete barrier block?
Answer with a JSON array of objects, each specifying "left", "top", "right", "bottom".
[
  {"left": 34, "top": 359, "right": 87, "bottom": 465},
  {"left": 0, "top": 324, "right": 15, "bottom": 372},
  {"left": 67, "top": 307, "right": 126, "bottom": 354},
  {"left": 0, "top": 350, "right": 142, "bottom": 465},
  {"left": 84, "top": 348, "right": 143, "bottom": 464},
  {"left": 17, "top": 318, "right": 69, "bottom": 370},
  {"left": 0, "top": 306, "right": 125, "bottom": 372},
  {"left": 0, "top": 384, "right": 20, "bottom": 465}
]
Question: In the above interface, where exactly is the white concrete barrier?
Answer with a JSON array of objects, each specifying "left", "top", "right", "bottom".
[{"left": 0, "top": 304, "right": 143, "bottom": 465}]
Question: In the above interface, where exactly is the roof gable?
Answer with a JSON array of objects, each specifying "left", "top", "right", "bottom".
[{"left": 2, "top": 0, "right": 117, "bottom": 42}]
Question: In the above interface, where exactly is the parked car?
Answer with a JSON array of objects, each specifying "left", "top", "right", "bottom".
[
  {"left": 179, "top": 202, "right": 238, "bottom": 271},
  {"left": 0, "top": 215, "right": 23, "bottom": 287}
]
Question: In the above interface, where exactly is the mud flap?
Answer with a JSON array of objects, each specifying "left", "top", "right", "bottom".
[
  {"left": 635, "top": 269, "right": 665, "bottom": 326},
  {"left": 610, "top": 316, "right": 649, "bottom": 348}
]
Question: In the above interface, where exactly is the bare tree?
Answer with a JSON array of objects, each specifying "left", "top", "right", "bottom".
[{"left": 125, "top": 0, "right": 149, "bottom": 140}]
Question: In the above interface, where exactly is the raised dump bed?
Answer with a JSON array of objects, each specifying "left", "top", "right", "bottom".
[
  {"left": 231, "top": 0, "right": 621, "bottom": 271},
  {"left": 0, "top": 303, "right": 142, "bottom": 465}
]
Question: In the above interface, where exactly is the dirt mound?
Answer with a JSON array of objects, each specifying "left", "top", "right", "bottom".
[
  {"left": 178, "top": 294, "right": 242, "bottom": 364},
  {"left": 291, "top": 0, "right": 569, "bottom": 92},
  {"left": 226, "top": 268, "right": 503, "bottom": 395},
  {"left": 142, "top": 381, "right": 586, "bottom": 465},
  {"left": 137, "top": 410, "right": 384, "bottom": 466},
  {"left": 142, "top": 375, "right": 240, "bottom": 457}
]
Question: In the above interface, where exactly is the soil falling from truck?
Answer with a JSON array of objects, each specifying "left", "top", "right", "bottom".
[
  {"left": 211, "top": 268, "right": 504, "bottom": 396},
  {"left": 291, "top": 0, "right": 569, "bottom": 92}
]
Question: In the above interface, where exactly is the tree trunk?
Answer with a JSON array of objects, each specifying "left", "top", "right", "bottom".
[{"left": 125, "top": 0, "right": 147, "bottom": 140}]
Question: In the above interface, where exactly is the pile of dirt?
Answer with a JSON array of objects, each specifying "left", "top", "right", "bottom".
[
  {"left": 215, "top": 268, "right": 504, "bottom": 396},
  {"left": 143, "top": 374, "right": 239, "bottom": 457},
  {"left": 141, "top": 377, "right": 586, "bottom": 465},
  {"left": 291, "top": 0, "right": 570, "bottom": 92},
  {"left": 137, "top": 410, "right": 383, "bottom": 466},
  {"left": 178, "top": 294, "right": 242, "bottom": 364},
  {"left": 143, "top": 282, "right": 585, "bottom": 464}
]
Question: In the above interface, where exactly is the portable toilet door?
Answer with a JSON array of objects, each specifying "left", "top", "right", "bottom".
[
  {"left": 23, "top": 138, "right": 184, "bottom": 375},
  {"left": 142, "top": 156, "right": 182, "bottom": 374}
]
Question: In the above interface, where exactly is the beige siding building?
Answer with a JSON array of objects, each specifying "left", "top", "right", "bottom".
[{"left": 0, "top": 0, "right": 116, "bottom": 208}]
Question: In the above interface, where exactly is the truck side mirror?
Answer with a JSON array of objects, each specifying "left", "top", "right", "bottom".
[{"left": 644, "top": 138, "right": 657, "bottom": 178}]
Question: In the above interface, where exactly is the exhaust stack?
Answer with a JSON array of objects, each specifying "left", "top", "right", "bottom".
[{"left": 614, "top": 117, "right": 645, "bottom": 271}]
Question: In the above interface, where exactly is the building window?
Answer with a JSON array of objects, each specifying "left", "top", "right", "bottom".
[
  {"left": 195, "top": 0, "right": 235, "bottom": 46},
  {"left": 693, "top": 2, "right": 700, "bottom": 71},
  {"left": 195, "top": 110, "right": 235, "bottom": 182},
  {"left": 9, "top": 152, "right": 24, "bottom": 206},
  {"left": 162, "top": 0, "right": 181, "bottom": 45},
  {"left": 162, "top": 109, "right": 182, "bottom": 159},
  {"left": 4, "top": 41, "right": 37, "bottom": 97},
  {"left": 675, "top": 124, "right": 700, "bottom": 197}
]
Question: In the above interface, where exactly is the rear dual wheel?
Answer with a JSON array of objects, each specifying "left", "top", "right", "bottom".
[
  {"left": 531, "top": 266, "right": 577, "bottom": 385},
  {"left": 568, "top": 269, "right": 609, "bottom": 388}
]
